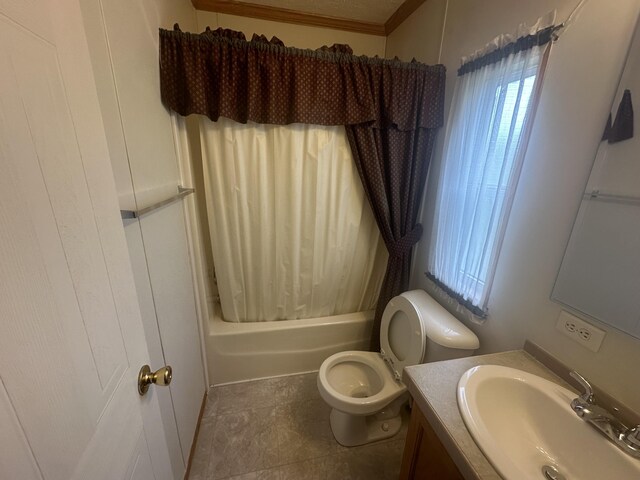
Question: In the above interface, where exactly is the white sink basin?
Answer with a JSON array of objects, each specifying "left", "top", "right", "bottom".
[{"left": 457, "top": 365, "right": 640, "bottom": 480}]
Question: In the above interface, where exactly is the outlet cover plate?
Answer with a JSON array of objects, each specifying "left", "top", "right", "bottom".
[{"left": 556, "top": 310, "right": 606, "bottom": 352}]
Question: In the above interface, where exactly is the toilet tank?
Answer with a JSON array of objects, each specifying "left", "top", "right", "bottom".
[{"left": 401, "top": 290, "right": 479, "bottom": 363}]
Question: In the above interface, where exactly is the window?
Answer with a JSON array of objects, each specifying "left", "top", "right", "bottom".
[{"left": 427, "top": 34, "right": 551, "bottom": 316}]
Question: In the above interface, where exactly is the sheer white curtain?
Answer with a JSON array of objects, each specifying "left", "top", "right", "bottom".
[
  {"left": 200, "top": 117, "right": 387, "bottom": 322},
  {"left": 428, "top": 15, "right": 554, "bottom": 314}
]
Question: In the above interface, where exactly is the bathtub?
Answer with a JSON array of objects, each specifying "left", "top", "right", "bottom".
[{"left": 206, "top": 308, "right": 374, "bottom": 385}]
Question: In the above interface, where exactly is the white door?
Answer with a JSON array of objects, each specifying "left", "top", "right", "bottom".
[
  {"left": 78, "top": 0, "right": 206, "bottom": 471},
  {"left": 0, "top": 1, "right": 173, "bottom": 479}
]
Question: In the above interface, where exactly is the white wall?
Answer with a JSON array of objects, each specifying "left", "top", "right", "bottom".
[
  {"left": 387, "top": 0, "right": 640, "bottom": 413},
  {"left": 196, "top": 11, "right": 386, "bottom": 56},
  {"left": 385, "top": 0, "right": 447, "bottom": 63}
]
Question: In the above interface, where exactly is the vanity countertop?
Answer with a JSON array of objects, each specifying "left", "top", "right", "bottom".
[{"left": 403, "top": 349, "right": 572, "bottom": 480}]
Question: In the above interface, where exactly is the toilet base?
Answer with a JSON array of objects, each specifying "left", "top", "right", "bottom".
[{"left": 328, "top": 394, "right": 407, "bottom": 447}]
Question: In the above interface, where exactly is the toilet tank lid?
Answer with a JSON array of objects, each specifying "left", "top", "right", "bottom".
[{"left": 400, "top": 290, "right": 479, "bottom": 350}]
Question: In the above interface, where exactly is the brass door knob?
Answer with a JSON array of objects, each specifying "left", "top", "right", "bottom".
[{"left": 138, "top": 364, "right": 172, "bottom": 396}]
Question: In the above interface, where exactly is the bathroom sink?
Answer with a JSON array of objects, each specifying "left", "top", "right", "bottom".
[{"left": 457, "top": 365, "right": 640, "bottom": 480}]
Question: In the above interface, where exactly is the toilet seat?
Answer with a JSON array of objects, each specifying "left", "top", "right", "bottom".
[
  {"left": 317, "top": 351, "right": 406, "bottom": 416},
  {"left": 380, "top": 295, "right": 427, "bottom": 381}
]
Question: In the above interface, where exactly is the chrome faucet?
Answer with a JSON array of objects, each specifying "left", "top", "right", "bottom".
[{"left": 569, "top": 371, "right": 640, "bottom": 459}]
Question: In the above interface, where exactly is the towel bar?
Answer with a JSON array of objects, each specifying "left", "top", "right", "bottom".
[{"left": 120, "top": 186, "right": 195, "bottom": 219}]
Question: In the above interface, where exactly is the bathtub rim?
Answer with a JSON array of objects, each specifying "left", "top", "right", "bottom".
[{"left": 208, "top": 309, "right": 375, "bottom": 335}]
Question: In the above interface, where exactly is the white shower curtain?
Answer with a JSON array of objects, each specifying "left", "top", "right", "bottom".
[{"left": 200, "top": 117, "right": 387, "bottom": 322}]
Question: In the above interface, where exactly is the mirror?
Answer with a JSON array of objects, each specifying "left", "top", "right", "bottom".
[{"left": 552, "top": 18, "right": 640, "bottom": 339}]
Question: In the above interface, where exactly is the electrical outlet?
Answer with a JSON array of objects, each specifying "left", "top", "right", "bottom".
[
  {"left": 556, "top": 311, "right": 606, "bottom": 352},
  {"left": 577, "top": 328, "right": 591, "bottom": 341}
]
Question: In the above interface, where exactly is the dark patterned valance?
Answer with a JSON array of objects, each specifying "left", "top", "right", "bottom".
[{"left": 159, "top": 26, "right": 445, "bottom": 131}]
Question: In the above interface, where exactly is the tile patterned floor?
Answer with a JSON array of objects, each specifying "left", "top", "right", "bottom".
[{"left": 188, "top": 373, "right": 409, "bottom": 480}]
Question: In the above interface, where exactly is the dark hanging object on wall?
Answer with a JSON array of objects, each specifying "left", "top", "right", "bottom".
[
  {"left": 602, "top": 89, "right": 633, "bottom": 143},
  {"left": 601, "top": 113, "right": 612, "bottom": 142}
]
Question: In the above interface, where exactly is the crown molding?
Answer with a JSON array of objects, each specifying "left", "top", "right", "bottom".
[
  {"left": 192, "top": 0, "right": 387, "bottom": 36},
  {"left": 385, "top": 0, "right": 427, "bottom": 35},
  {"left": 192, "top": 0, "right": 429, "bottom": 39}
]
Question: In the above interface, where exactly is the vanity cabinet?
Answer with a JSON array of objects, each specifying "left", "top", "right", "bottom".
[{"left": 399, "top": 402, "right": 465, "bottom": 480}]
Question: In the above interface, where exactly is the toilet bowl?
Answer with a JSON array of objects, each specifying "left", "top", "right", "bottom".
[{"left": 317, "top": 289, "right": 479, "bottom": 447}]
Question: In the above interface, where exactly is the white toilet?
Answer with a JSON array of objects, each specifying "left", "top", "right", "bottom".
[{"left": 317, "top": 289, "right": 479, "bottom": 447}]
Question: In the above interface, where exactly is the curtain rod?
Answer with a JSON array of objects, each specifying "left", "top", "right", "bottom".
[{"left": 163, "top": 25, "right": 440, "bottom": 70}]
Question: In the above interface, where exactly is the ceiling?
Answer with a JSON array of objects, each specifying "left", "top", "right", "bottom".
[{"left": 192, "top": 0, "right": 427, "bottom": 36}]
